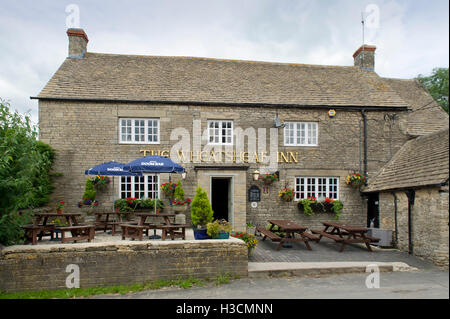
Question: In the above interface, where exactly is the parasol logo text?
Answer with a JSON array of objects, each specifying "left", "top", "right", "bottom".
[{"left": 141, "top": 161, "right": 164, "bottom": 166}]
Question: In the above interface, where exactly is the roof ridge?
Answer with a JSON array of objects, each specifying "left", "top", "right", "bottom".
[{"left": 85, "top": 51, "right": 359, "bottom": 69}]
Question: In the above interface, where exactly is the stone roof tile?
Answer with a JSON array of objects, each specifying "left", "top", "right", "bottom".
[{"left": 37, "top": 52, "right": 408, "bottom": 108}]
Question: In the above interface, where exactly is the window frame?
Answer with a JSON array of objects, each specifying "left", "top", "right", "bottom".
[
  {"left": 119, "top": 175, "right": 160, "bottom": 200},
  {"left": 294, "top": 176, "right": 339, "bottom": 201},
  {"left": 207, "top": 120, "right": 234, "bottom": 146},
  {"left": 119, "top": 118, "right": 160, "bottom": 144},
  {"left": 284, "top": 122, "right": 318, "bottom": 146}
]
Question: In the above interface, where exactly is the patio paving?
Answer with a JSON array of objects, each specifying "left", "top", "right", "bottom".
[{"left": 249, "top": 234, "right": 438, "bottom": 270}]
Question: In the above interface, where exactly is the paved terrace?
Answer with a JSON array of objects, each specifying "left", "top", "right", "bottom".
[
  {"left": 3, "top": 229, "right": 437, "bottom": 271},
  {"left": 250, "top": 234, "right": 439, "bottom": 270}
]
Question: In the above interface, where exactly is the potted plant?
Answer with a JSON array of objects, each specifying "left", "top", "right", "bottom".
[
  {"left": 278, "top": 188, "right": 294, "bottom": 202},
  {"left": 297, "top": 196, "right": 317, "bottom": 216},
  {"left": 246, "top": 222, "right": 256, "bottom": 235},
  {"left": 82, "top": 178, "right": 96, "bottom": 203},
  {"left": 346, "top": 172, "right": 366, "bottom": 188},
  {"left": 258, "top": 173, "right": 278, "bottom": 185},
  {"left": 297, "top": 197, "right": 344, "bottom": 220},
  {"left": 51, "top": 218, "right": 68, "bottom": 240},
  {"left": 172, "top": 181, "right": 187, "bottom": 213},
  {"left": 91, "top": 175, "right": 110, "bottom": 191},
  {"left": 190, "top": 186, "right": 214, "bottom": 240},
  {"left": 172, "top": 198, "right": 191, "bottom": 213},
  {"left": 207, "top": 219, "right": 232, "bottom": 239},
  {"left": 325, "top": 197, "right": 344, "bottom": 220},
  {"left": 231, "top": 232, "right": 258, "bottom": 256},
  {"left": 56, "top": 201, "right": 65, "bottom": 214}
]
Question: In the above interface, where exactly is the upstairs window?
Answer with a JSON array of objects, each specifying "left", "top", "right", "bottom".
[
  {"left": 284, "top": 122, "right": 318, "bottom": 146},
  {"left": 119, "top": 118, "right": 159, "bottom": 144},
  {"left": 208, "top": 120, "right": 233, "bottom": 145}
]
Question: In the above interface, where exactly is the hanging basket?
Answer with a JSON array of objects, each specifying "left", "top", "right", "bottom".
[{"left": 173, "top": 205, "right": 187, "bottom": 213}]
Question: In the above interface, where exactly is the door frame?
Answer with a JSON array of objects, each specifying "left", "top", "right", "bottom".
[{"left": 209, "top": 175, "right": 234, "bottom": 229}]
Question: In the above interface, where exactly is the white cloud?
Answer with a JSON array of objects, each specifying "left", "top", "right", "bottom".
[{"left": 0, "top": 0, "right": 448, "bottom": 125}]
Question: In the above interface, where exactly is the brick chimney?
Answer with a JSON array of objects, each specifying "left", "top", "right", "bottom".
[
  {"left": 353, "top": 45, "right": 376, "bottom": 71},
  {"left": 67, "top": 28, "right": 88, "bottom": 58}
]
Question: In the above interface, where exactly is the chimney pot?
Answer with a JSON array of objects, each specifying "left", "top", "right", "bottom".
[
  {"left": 353, "top": 44, "right": 376, "bottom": 71},
  {"left": 67, "top": 28, "right": 88, "bottom": 58}
]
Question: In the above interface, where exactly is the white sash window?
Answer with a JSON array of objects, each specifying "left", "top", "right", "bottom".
[
  {"left": 284, "top": 122, "right": 318, "bottom": 146},
  {"left": 295, "top": 177, "right": 339, "bottom": 200},
  {"left": 119, "top": 118, "right": 160, "bottom": 144},
  {"left": 120, "top": 175, "right": 160, "bottom": 199},
  {"left": 208, "top": 120, "right": 233, "bottom": 145}
]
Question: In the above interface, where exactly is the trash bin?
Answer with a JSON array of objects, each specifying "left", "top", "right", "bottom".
[{"left": 368, "top": 228, "right": 393, "bottom": 247}]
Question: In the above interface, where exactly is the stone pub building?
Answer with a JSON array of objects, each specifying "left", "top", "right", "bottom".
[{"left": 33, "top": 29, "right": 448, "bottom": 264}]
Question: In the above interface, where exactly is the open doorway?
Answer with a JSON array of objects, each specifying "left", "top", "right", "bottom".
[
  {"left": 211, "top": 177, "right": 232, "bottom": 221},
  {"left": 367, "top": 193, "right": 380, "bottom": 228}
]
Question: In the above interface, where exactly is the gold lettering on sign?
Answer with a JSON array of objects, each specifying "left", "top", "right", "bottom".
[
  {"left": 289, "top": 152, "right": 299, "bottom": 163},
  {"left": 139, "top": 149, "right": 300, "bottom": 164},
  {"left": 178, "top": 150, "right": 188, "bottom": 162}
]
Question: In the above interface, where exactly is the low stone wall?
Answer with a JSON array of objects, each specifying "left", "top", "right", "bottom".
[{"left": 0, "top": 238, "right": 248, "bottom": 293}]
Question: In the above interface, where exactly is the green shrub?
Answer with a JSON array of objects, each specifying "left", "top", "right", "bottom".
[
  {"left": 190, "top": 186, "right": 213, "bottom": 228},
  {"left": 207, "top": 219, "right": 232, "bottom": 238},
  {"left": 0, "top": 100, "right": 57, "bottom": 245},
  {"left": 82, "top": 179, "right": 96, "bottom": 200},
  {"left": 173, "top": 180, "right": 185, "bottom": 200}
]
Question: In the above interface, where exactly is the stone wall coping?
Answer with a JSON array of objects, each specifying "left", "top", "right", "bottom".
[{"left": 0, "top": 237, "right": 246, "bottom": 257}]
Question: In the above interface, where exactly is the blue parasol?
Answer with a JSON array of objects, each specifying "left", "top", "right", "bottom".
[
  {"left": 85, "top": 161, "right": 142, "bottom": 176},
  {"left": 123, "top": 155, "right": 185, "bottom": 174},
  {"left": 123, "top": 155, "right": 186, "bottom": 239}
]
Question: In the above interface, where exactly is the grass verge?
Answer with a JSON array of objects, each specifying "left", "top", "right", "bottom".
[{"left": 0, "top": 277, "right": 212, "bottom": 299}]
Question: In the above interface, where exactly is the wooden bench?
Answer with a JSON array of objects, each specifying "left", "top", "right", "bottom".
[
  {"left": 364, "top": 235, "right": 380, "bottom": 243},
  {"left": 120, "top": 224, "right": 149, "bottom": 241},
  {"left": 58, "top": 225, "right": 95, "bottom": 243},
  {"left": 311, "top": 229, "right": 345, "bottom": 242},
  {"left": 257, "top": 227, "right": 282, "bottom": 242},
  {"left": 160, "top": 224, "right": 189, "bottom": 241},
  {"left": 22, "top": 224, "right": 56, "bottom": 245},
  {"left": 301, "top": 232, "right": 320, "bottom": 242}
]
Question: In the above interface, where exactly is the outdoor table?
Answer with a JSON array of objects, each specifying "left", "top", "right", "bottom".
[
  {"left": 33, "top": 212, "right": 82, "bottom": 227},
  {"left": 94, "top": 211, "right": 131, "bottom": 234},
  {"left": 25, "top": 212, "right": 86, "bottom": 244},
  {"left": 134, "top": 212, "right": 176, "bottom": 239},
  {"left": 132, "top": 212, "right": 189, "bottom": 240},
  {"left": 261, "top": 219, "right": 317, "bottom": 251},
  {"left": 134, "top": 212, "right": 176, "bottom": 226},
  {"left": 312, "top": 221, "right": 380, "bottom": 252}
]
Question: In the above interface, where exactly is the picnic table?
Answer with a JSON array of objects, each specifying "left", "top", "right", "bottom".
[
  {"left": 23, "top": 212, "right": 95, "bottom": 244},
  {"left": 121, "top": 212, "right": 188, "bottom": 241},
  {"left": 311, "top": 221, "right": 380, "bottom": 252},
  {"left": 94, "top": 211, "right": 131, "bottom": 235},
  {"left": 257, "top": 220, "right": 319, "bottom": 251}
]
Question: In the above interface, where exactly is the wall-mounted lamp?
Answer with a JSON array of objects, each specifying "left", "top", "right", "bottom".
[
  {"left": 253, "top": 170, "right": 260, "bottom": 181},
  {"left": 181, "top": 172, "right": 186, "bottom": 180}
]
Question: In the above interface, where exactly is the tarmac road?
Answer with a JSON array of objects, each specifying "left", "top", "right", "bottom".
[{"left": 91, "top": 269, "right": 448, "bottom": 299}]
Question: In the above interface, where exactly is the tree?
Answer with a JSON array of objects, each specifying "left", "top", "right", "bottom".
[
  {"left": 417, "top": 67, "right": 449, "bottom": 114},
  {"left": 0, "top": 100, "right": 57, "bottom": 245},
  {"left": 190, "top": 186, "right": 213, "bottom": 228}
]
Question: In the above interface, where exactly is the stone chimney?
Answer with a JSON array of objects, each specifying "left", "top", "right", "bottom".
[
  {"left": 353, "top": 45, "right": 376, "bottom": 71},
  {"left": 67, "top": 28, "right": 88, "bottom": 58}
]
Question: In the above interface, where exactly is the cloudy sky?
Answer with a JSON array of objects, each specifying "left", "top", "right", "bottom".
[{"left": 0, "top": 0, "right": 448, "bottom": 124}]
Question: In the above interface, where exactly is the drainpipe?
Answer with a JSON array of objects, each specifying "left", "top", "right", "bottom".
[
  {"left": 405, "top": 189, "right": 415, "bottom": 255},
  {"left": 360, "top": 110, "right": 368, "bottom": 181},
  {"left": 392, "top": 192, "right": 398, "bottom": 246}
]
